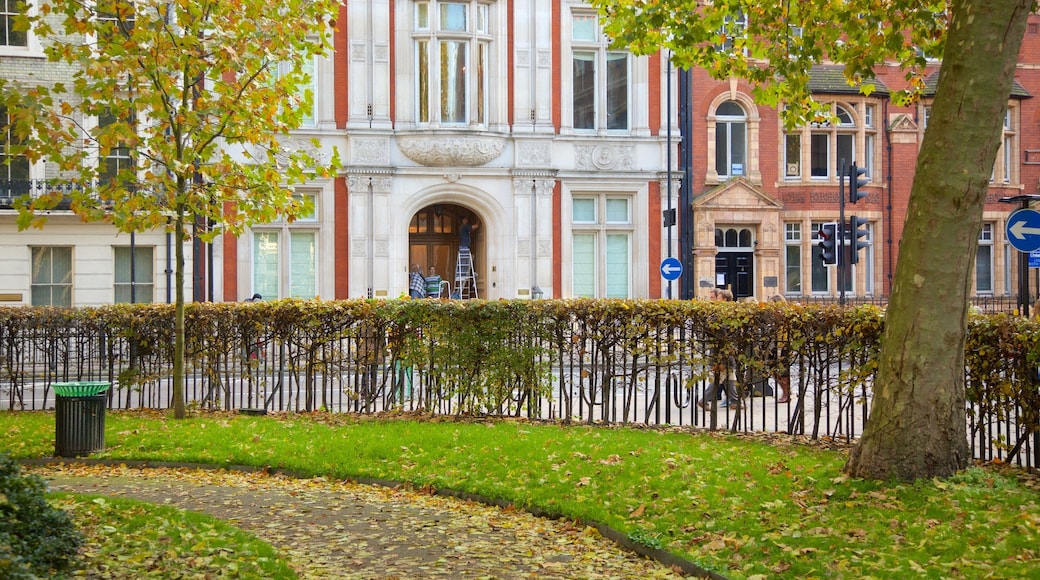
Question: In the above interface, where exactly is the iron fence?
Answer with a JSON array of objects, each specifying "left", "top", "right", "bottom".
[{"left": 0, "top": 302, "right": 1036, "bottom": 470}]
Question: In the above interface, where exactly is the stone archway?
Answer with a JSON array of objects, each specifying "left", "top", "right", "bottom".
[{"left": 408, "top": 204, "right": 482, "bottom": 297}]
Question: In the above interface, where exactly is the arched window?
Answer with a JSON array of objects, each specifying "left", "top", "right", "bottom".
[
  {"left": 715, "top": 101, "right": 746, "bottom": 179},
  {"left": 715, "top": 227, "right": 754, "bottom": 249}
]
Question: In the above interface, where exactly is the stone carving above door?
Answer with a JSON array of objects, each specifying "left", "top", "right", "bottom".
[{"left": 397, "top": 134, "right": 505, "bottom": 167}]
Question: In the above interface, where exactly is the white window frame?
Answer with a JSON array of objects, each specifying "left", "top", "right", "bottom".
[
  {"left": 568, "top": 9, "right": 630, "bottom": 133},
  {"left": 784, "top": 222, "right": 802, "bottom": 295},
  {"left": 570, "top": 194, "right": 633, "bottom": 298},
  {"left": 0, "top": 0, "right": 43, "bottom": 56},
  {"left": 413, "top": 1, "right": 491, "bottom": 128},
  {"left": 114, "top": 245, "right": 154, "bottom": 303},
  {"left": 714, "top": 101, "right": 746, "bottom": 180},
  {"left": 991, "top": 107, "right": 1017, "bottom": 185},
  {"left": 31, "top": 246, "right": 73, "bottom": 306},
  {"left": 1, "top": 104, "right": 31, "bottom": 181},
  {"left": 787, "top": 101, "right": 877, "bottom": 185},
  {"left": 715, "top": 12, "right": 747, "bottom": 55},
  {"left": 251, "top": 193, "right": 320, "bottom": 299},
  {"left": 976, "top": 223, "right": 993, "bottom": 294},
  {"left": 275, "top": 55, "right": 317, "bottom": 127},
  {"left": 810, "top": 222, "right": 831, "bottom": 295}
]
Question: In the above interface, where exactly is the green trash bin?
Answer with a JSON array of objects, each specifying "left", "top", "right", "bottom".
[{"left": 53, "top": 382, "right": 109, "bottom": 458}]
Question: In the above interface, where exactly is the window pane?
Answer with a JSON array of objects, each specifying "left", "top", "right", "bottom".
[
  {"left": 837, "top": 133, "right": 854, "bottom": 171},
  {"left": 785, "top": 244, "right": 801, "bottom": 293},
  {"left": 715, "top": 123, "right": 729, "bottom": 176},
  {"left": 440, "top": 2, "right": 467, "bottom": 31},
  {"left": 785, "top": 134, "right": 800, "bottom": 178},
  {"left": 440, "top": 41, "right": 467, "bottom": 123},
  {"left": 864, "top": 135, "right": 874, "bottom": 178},
  {"left": 730, "top": 122, "right": 745, "bottom": 175},
  {"left": 415, "top": 2, "right": 429, "bottom": 29},
  {"left": 572, "top": 233, "right": 596, "bottom": 297},
  {"left": 290, "top": 232, "right": 316, "bottom": 298},
  {"left": 1, "top": 105, "right": 29, "bottom": 180},
  {"left": 810, "top": 226, "right": 828, "bottom": 293},
  {"left": 477, "top": 5, "right": 488, "bottom": 34},
  {"left": 810, "top": 133, "right": 828, "bottom": 177},
  {"left": 836, "top": 106, "right": 853, "bottom": 125},
  {"left": 572, "top": 13, "right": 597, "bottom": 41},
  {"left": 605, "top": 198, "right": 629, "bottom": 223},
  {"left": 298, "top": 56, "right": 315, "bottom": 126},
  {"left": 477, "top": 42, "right": 487, "bottom": 125},
  {"left": 605, "top": 233, "right": 629, "bottom": 298},
  {"left": 253, "top": 232, "right": 280, "bottom": 299},
  {"left": 295, "top": 193, "right": 317, "bottom": 221},
  {"left": 417, "top": 41, "right": 429, "bottom": 122},
  {"left": 32, "top": 247, "right": 51, "bottom": 285},
  {"left": 605, "top": 52, "right": 628, "bottom": 130},
  {"left": 572, "top": 198, "right": 595, "bottom": 223},
  {"left": 976, "top": 245, "right": 992, "bottom": 293},
  {"left": 572, "top": 52, "right": 595, "bottom": 129}
]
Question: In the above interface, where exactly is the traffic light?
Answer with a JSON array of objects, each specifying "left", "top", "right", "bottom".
[
  {"left": 817, "top": 222, "right": 837, "bottom": 265},
  {"left": 848, "top": 162, "right": 868, "bottom": 204},
  {"left": 848, "top": 216, "right": 869, "bottom": 264}
]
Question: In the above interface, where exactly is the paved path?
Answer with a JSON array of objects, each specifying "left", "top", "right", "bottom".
[{"left": 34, "top": 464, "right": 685, "bottom": 579}]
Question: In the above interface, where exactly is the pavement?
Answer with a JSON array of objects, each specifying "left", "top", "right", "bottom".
[{"left": 29, "top": 462, "right": 696, "bottom": 579}]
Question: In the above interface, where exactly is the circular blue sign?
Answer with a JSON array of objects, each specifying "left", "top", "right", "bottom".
[
  {"left": 660, "top": 257, "right": 683, "bottom": 281},
  {"left": 1006, "top": 208, "right": 1040, "bottom": 252}
]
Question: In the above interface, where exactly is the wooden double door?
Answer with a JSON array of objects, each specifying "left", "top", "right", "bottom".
[{"left": 408, "top": 204, "right": 479, "bottom": 294}]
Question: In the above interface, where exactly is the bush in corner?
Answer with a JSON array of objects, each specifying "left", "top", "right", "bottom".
[{"left": 0, "top": 453, "right": 82, "bottom": 578}]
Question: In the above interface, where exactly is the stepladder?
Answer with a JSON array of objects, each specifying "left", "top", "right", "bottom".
[{"left": 454, "top": 248, "right": 477, "bottom": 299}]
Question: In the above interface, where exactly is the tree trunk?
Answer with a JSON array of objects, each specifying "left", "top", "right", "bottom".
[
  {"left": 173, "top": 202, "right": 186, "bottom": 420},
  {"left": 846, "top": 0, "right": 1032, "bottom": 480}
]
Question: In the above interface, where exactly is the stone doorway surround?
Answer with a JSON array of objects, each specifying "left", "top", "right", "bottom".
[{"left": 691, "top": 177, "right": 784, "bottom": 301}]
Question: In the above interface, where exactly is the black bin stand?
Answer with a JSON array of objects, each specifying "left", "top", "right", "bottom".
[{"left": 53, "top": 382, "right": 109, "bottom": 458}]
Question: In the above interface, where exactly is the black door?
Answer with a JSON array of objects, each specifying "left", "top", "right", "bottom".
[{"left": 714, "top": 252, "right": 754, "bottom": 299}]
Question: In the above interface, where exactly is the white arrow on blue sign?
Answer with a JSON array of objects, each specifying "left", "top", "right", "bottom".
[
  {"left": 1006, "top": 208, "right": 1040, "bottom": 252},
  {"left": 660, "top": 256, "right": 683, "bottom": 281}
]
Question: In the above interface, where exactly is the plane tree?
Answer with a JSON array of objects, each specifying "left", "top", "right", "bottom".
[
  {"left": 1, "top": 0, "right": 342, "bottom": 418},
  {"left": 591, "top": 0, "right": 1034, "bottom": 480}
]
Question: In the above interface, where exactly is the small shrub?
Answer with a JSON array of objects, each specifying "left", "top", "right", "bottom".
[{"left": 0, "top": 453, "right": 83, "bottom": 577}]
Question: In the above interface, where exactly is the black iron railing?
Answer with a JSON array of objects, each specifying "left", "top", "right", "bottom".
[{"left": 0, "top": 301, "right": 1036, "bottom": 470}]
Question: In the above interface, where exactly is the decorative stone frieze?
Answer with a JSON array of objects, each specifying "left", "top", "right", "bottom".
[
  {"left": 353, "top": 138, "right": 389, "bottom": 165},
  {"left": 575, "top": 144, "right": 635, "bottom": 171},
  {"left": 397, "top": 135, "right": 505, "bottom": 167},
  {"left": 517, "top": 141, "right": 551, "bottom": 167}
]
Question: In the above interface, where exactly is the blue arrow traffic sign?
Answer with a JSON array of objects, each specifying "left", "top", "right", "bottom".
[
  {"left": 660, "top": 257, "right": 683, "bottom": 281},
  {"left": 1006, "top": 208, "right": 1040, "bottom": 252}
]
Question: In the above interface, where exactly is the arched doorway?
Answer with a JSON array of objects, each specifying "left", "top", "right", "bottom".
[{"left": 409, "top": 204, "right": 481, "bottom": 296}]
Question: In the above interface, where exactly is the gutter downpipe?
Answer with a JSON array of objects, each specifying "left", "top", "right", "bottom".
[{"left": 884, "top": 100, "right": 894, "bottom": 294}]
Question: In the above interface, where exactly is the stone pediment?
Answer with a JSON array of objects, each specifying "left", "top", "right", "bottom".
[
  {"left": 888, "top": 113, "right": 918, "bottom": 133},
  {"left": 692, "top": 177, "right": 782, "bottom": 210},
  {"left": 396, "top": 132, "right": 505, "bottom": 167}
]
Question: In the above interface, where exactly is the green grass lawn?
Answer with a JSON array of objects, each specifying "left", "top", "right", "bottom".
[{"left": 3, "top": 410, "right": 1038, "bottom": 579}]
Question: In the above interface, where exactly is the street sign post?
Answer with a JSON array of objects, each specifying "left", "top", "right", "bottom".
[
  {"left": 660, "top": 257, "right": 683, "bottom": 281},
  {"left": 1006, "top": 208, "right": 1040, "bottom": 252}
]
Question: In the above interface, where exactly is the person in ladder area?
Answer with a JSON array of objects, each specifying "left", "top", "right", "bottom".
[{"left": 460, "top": 215, "right": 479, "bottom": 252}]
